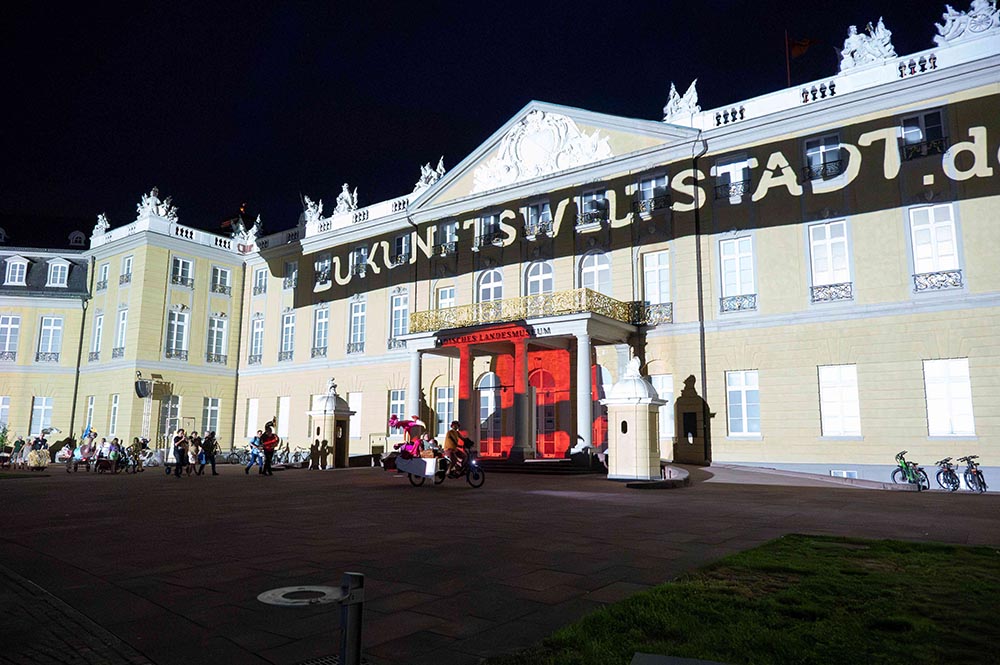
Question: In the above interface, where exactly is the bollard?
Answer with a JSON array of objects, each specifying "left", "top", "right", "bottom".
[{"left": 339, "top": 572, "right": 365, "bottom": 665}]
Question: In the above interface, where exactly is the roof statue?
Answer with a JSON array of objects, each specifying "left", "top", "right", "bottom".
[
  {"left": 302, "top": 195, "right": 324, "bottom": 225},
  {"left": 662, "top": 80, "right": 701, "bottom": 123},
  {"left": 93, "top": 213, "right": 110, "bottom": 236},
  {"left": 472, "top": 109, "right": 612, "bottom": 193},
  {"left": 326, "top": 378, "right": 338, "bottom": 396},
  {"left": 840, "top": 18, "right": 897, "bottom": 71},
  {"left": 136, "top": 187, "right": 179, "bottom": 222},
  {"left": 231, "top": 214, "right": 262, "bottom": 246},
  {"left": 412, "top": 157, "right": 446, "bottom": 194},
  {"left": 935, "top": 0, "right": 999, "bottom": 46},
  {"left": 334, "top": 183, "right": 359, "bottom": 214}
]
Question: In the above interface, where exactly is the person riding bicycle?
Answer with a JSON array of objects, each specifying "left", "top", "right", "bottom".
[{"left": 443, "top": 420, "right": 467, "bottom": 475}]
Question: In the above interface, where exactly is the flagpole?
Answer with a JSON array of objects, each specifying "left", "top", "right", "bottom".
[{"left": 785, "top": 30, "right": 791, "bottom": 87}]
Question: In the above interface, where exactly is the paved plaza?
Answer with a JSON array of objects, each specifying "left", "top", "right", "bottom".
[{"left": 1, "top": 464, "right": 998, "bottom": 665}]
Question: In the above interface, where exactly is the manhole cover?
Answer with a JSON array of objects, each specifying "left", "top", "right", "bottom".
[{"left": 257, "top": 586, "right": 342, "bottom": 607}]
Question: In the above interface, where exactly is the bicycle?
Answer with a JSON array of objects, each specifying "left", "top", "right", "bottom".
[
  {"left": 934, "top": 457, "right": 960, "bottom": 492},
  {"left": 958, "top": 455, "right": 988, "bottom": 494},
  {"left": 226, "top": 447, "right": 250, "bottom": 465},
  {"left": 444, "top": 438, "right": 486, "bottom": 488},
  {"left": 891, "top": 451, "right": 929, "bottom": 491}
]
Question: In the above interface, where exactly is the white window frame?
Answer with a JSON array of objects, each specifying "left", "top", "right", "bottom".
[
  {"left": 714, "top": 157, "right": 751, "bottom": 203},
  {"left": 808, "top": 220, "right": 851, "bottom": 287},
  {"left": 436, "top": 220, "right": 458, "bottom": 245},
  {"left": 388, "top": 389, "right": 406, "bottom": 435},
  {"left": 902, "top": 109, "right": 944, "bottom": 148},
  {"left": 91, "top": 314, "right": 103, "bottom": 353},
  {"left": 525, "top": 260, "right": 554, "bottom": 296},
  {"left": 0, "top": 395, "right": 10, "bottom": 428},
  {"left": 171, "top": 257, "right": 193, "bottom": 282},
  {"left": 579, "top": 251, "right": 611, "bottom": 295},
  {"left": 818, "top": 365, "right": 861, "bottom": 437},
  {"left": 349, "top": 300, "right": 366, "bottom": 346},
  {"left": 315, "top": 254, "right": 332, "bottom": 283},
  {"left": 109, "top": 394, "right": 119, "bottom": 435},
  {"left": 85, "top": 395, "right": 95, "bottom": 430},
  {"left": 804, "top": 134, "right": 842, "bottom": 180},
  {"left": 253, "top": 267, "right": 267, "bottom": 293},
  {"left": 477, "top": 268, "right": 504, "bottom": 303},
  {"left": 313, "top": 307, "right": 329, "bottom": 350},
  {"left": 121, "top": 255, "right": 133, "bottom": 279},
  {"left": 283, "top": 261, "right": 298, "bottom": 288},
  {"left": 390, "top": 291, "right": 409, "bottom": 339},
  {"left": 207, "top": 317, "right": 227, "bottom": 356},
  {"left": 392, "top": 234, "right": 411, "bottom": 260},
  {"left": 98, "top": 262, "right": 110, "bottom": 284},
  {"left": 909, "top": 204, "right": 960, "bottom": 275},
  {"left": 115, "top": 309, "right": 128, "bottom": 349},
  {"left": 642, "top": 250, "right": 670, "bottom": 305},
  {"left": 0, "top": 315, "right": 20, "bottom": 355},
  {"left": 212, "top": 266, "right": 231, "bottom": 291},
  {"left": 5, "top": 257, "right": 28, "bottom": 285},
  {"left": 726, "top": 370, "right": 760, "bottom": 437},
  {"left": 720, "top": 236, "right": 756, "bottom": 298},
  {"left": 435, "top": 386, "right": 455, "bottom": 437},
  {"left": 47, "top": 260, "right": 70, "bottom": 288},
  {"left": 160, "top": 395, "right": 181, "bottom": 439},
  {"left": 30, "top": 396, "right": 54, "bottom": 436},
  {"left": 166, "top": 311, "right": 188, "bottom": 352},
  {"left": 436, "top": 285, "right": 455, "bottom": 309},
  {"left": 638, "top": 175, "right": 669, "bottom": 204},
  {"left": 38, "top": 316, "right": 63, "bottom": 354},
  {"left": 280, "top": 313, "right": 295, "bottom": 354},
  {"left": 250, "top": 318, "right": 264, "bottom": 358},
  {"left": 202, "top": 397, "right": 220, "bottom": 434},
  {"left": 923, "top": 359, "right": 975, "bottom": 436}
]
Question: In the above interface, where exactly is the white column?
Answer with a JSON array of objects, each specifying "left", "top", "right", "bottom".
[
  {"left": 575, "top": 333, "right": 592, "bottom": 452},
  {"left": 407, "top": 351, "right": 421, "bottom": 417}
]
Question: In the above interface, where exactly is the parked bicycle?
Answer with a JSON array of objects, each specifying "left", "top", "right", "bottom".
[
  {"left": 958, "top": 455, "right": 988, "bottom": 494},
  {"left": 934, "top": 457, "right": 960, "bottom": 492},
  {"left": 226, "top": 447, "right": 251, "bottom": 465},
  {"left": 891, "top": 451, "right": 929, "bottom": 491}
]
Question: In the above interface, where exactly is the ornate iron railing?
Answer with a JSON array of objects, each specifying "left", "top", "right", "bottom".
[
  {"left": 351, "top": 263, "right": 367, "bottom": 277},
  {"left": 171, "top": 276, "right": 195, "bottom": 289},
  {"left": 474, "top": 229, "right": 505, "bottom": 249},
  {"left": 632, "top": 194, "right": 672, "bottom": 214},
  {"left": 0, "top": 351, "right": 16, "bottom": 362},
  {"left": 433, "top": 241, "right": 456, "bottom": 257},
  {"left": 112, "top": 347, "right": 124, "bottom": 359},
  {"left": 212, "top": 283, "right": 232, "bottom": 295},
  {"left": 720, "top": 293, "right": 758, "bottom": 312},
  {"left": 252, "top": 285, "right": 266, "bottom": 296},
  {"left": 387, "top": 338, "right": 407, "bottom": 350},
  {"left": 390, "top": 253, "right": 410, "bottom": 267},
  {"left": 575, "top": 210, "right": 608, "bottom": 228},
  {"left": 248, "top": 354, "right": 262, "bottom": 366},
  {"left": 165, "top": 348, "right": 188, "bottom": 361},
  {"left": 524, "top": 219, "right": 553, "bottom": 239},
  {"left": 811, "top": 282, "right": 853, "bottom": 303},
  {"left": 311, "top": 346, "right": 327, "bottom": 358},
  {"left": 901, "top": 137, "right": 948, "bottom": 162},
  {"left": 35, "top": 352, "right": 59, "bottom": 362},
  {"left": 347, "top": 341, "right": 365, "bottom": 354},
  {"left": 315, "top": 268, "right": 331, "bottom": 284},
  {"left": 278, "top": 350, "right": 294, "bottom": 362},
  {"left": 206, "top": 353, "right": 227, "bottom": 364},
  {"left": 714, "top": 179, "right": 751, "bottom": 200},
  {"left": 95, "top": 280, "right": 108, "bottom": 292},
  {"left": 409, "top": 288, "right": 672, "bottom": 333},
  {"left": 913, "top": 269, "right": 962, "bottom": 292},
  {"left": 803, "top": 160, "right": 844, "bottom": 181},
  {"left": 119, "top": 273, "right": 132, "bottom": 285},
  {"left": 283, "top": 276, "right": 297, "bottom": 289},
  {"left": 88, "top": 351, "right": 100, "bottom": 362}
]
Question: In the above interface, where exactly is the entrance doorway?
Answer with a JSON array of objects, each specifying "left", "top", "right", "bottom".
[
  {"left": 529, "top": 368, "right": 557, "bottom": 457},
  {"left": 478, "top": 372, "right": 502, "bottom": 456}
]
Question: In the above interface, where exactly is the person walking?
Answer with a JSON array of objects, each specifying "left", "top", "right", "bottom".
[
  {"left": 260, "top": 420, "right": 279, "bottom": 476},
  {"left": 187, "top": 432, "right": 201, "bottom": 476},
  {"left": 200, "top": 431, "right": 219, "bottom": 475},
  {"left": 245, "top": 430, "right": 263, "bottom": 474},
  {"left": 172, "top": 429, "right": 188, "bottom": 478}
]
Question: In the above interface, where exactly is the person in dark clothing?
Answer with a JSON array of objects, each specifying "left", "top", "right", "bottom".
[
  {"left": 260, "top": 420, "right": 279, "bottom": 476},
  {"left": 199, "top": 431, "right": 219, "bottom": 475},
  {"left": 172, "top": 429, "right": 187, "bottom": 478}
]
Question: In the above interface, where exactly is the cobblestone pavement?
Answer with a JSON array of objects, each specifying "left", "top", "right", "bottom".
[{"left": 1, "top": 464, "right": 998, "bottom": 665}]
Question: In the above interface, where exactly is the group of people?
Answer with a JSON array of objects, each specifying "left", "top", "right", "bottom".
[
  {"left": 387, "top": 416, "right": 469, "bottom": 475},
  {"left": 0, "top": 432, "right": 53, "bottom": 469},
  {"left": 61, "top": 433, "right": 149, "bottom": 473},
  {"left": 169, "top": 429, "right": 220, "bottom": 477},
  {"left": 244, "top": 420, "right": 280, "bottom": 475}
]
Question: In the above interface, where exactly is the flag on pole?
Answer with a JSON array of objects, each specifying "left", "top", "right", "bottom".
[{"left": 788, "top": 36, "right": 819, "bottom": 59}]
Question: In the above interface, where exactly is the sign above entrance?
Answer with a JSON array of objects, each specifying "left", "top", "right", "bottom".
[{"left": 439, "top": 326, "right": 530, "bottom": 347}]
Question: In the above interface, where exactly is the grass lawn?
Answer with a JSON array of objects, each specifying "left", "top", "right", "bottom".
[{"left": 485, "top": 534, "right": 1000, "bottom": 665}]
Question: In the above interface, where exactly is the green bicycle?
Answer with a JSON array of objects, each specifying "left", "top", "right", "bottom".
[{"left": 891, "top": 451, "right": 929, "bottom": 491}]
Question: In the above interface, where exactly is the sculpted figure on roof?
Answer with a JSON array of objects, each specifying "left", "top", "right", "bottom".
[
  {"left": 840, "top": 18, "right": 896, "bottom": 71},
  {"left": 662, "top": 80, "right": 700, "bottom": 123},
  {"left": 936, "top": 0, "right": 1000, "bottom": 45},
  {"left": 93, "top": 213, "right": 110, "bottom": 236},
  {"left": 136, "top": 187, "right": 179, "bottom": 222},
  {"left": 334, "top": 184, "right": 359, "bottom": 214},
  {"left": 413, "top": 157, "right": 446, "bottom": 194},
  {"left": 303, "top": 195, "right": 323, "bottom": 225}
]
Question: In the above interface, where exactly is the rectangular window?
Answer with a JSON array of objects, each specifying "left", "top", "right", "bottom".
[
  {"left": 435, "top": 387, "right": 455, "bottom": 437},
  {"left": 923, "top": 359, "right": 975, "bottom": 436},
  {"left": 313, "top": 308, "right": 329, "bottom": 350},
  {"left": 720, "top": 237, "right": 755, "bottom": 297},
  {"left": 207, "top": 317, "right": 227, "bottom": 356},
  {"left": 388, "top": 389, "right": 406, "bottom": 434},
  {"left": 276, "top": 397, "right": 290, "bottom": 437},
  {"left": 315, "top": 254, "right": 331, "bottom": 283},
  {"left": 480, "top": 213, "right": 500, "bottom": 236},
  {"left": 109, "top": 394, "right": 119, "bottom": 435},
  {"left": 642, "top": 251, "right": 670, "bottom": 304},
  {"left": 166, "top": 311, "right": 188, "bottom": 351},
  {"left": 580, "top": 189, "right": 608, "bottom": 223},
  {"left": 160, "top": 396, "right": 180, "bottom": 439},
  {"left": 171, "top": 257, "right": 192, "bottom": 282},
  {"left": 818, "top": 365, "right": 861, "bottom": 436},
  {"left": 283, "top": 261, "right": 298, "bottom": 288},
  {"left": 5, "top": 260, "right": 27, "bottom": 285},
  {"left": 0, "top": 396, "right": 10, "bottom": 428},
  {"left": 115, "top": 309, "right": 128, "bottom": 349},
  {"left": 349, "top": 300, "right": 366, "bottom": 345},
  {"left": 715, "top": 159, "right": 750, "bottom": 201},
  {"left": 92, "top": 314, "right": 103, "bottom": 352},
  {"left": 30, "top": 396, "right": 54, "bottom": 436},
  {"left": 121, "top": 255, "right": 133, "bottom": 278},
  {"left": 392, "top": 234, "right": 411, "bottom": 261},
  {"left": 649, "top": 374, "right": 675, "bottom": 444},
  {"left": 901, "top": 110, "right": 946, "bottom": 160},
  {"left": 38, "top": 317, "right": 63, "bottom": 353},
  {"left": 350, "top": 246, "right": 368, "bottom": 272},
  {"left": 638, "top": 175, "right": 669, "bottom": 203},
  {"left": 246, "top": 398, "right": 259, "bottom": 438},
  {"left": 435, "top": 221, "right": 458, "bottom": 246},
  {"left": 726, "top": 370, "right": 760, "bottom": 436},
  {"left": 280, "top": 313, "right": 295, "bottom": 353},
  {"left": 253, "top": 267, "right": 267, "bottom": 293},
  {"left": 390, "top": 292, "right": 409, "bottom": 339},
  {"left": 47, "top": 263, "right": 69, "bottom": 287},
  {"left": 437, "top": 286, "right": 455, "bottom": 310},
  {"left": 910, "top": 204, "right": 959, "bottom": 274},
  {"left": 804, "top": 135, "right": 842, "bottom": 179},
  {"left": 348, "top": 392, "right": 362, "bottom": 438},
  {"left": 0, "top": 315, "right": 20, "bottom": 355},
  {"left": 202, "top": 397, "right": 220, "bottom": 434},
  {"left": 526, "top": 202, "right": 552, "bottom": 234},
  {"left": 250, "top": 318, "right": 264, "bottom": 358},
  {"left": 85, "top": 396, "right": 95, "bottom": 431},
  {"left": 809, "top": 220, "right": 850, "bottom": 286},
  {"left": 212, "top": 266, "right": 231, "bottom": 292},
  {"left": 98, "top": 263, "right": 110, "bottom": 284}
]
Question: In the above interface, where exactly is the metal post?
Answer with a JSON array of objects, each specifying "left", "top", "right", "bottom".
[{"left": 339, "top": 572, "right": 365, "bottom": 665}]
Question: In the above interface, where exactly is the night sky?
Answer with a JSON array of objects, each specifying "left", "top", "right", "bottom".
[{"left": 1, "top": 0, "right": 957, "bottom": 242}]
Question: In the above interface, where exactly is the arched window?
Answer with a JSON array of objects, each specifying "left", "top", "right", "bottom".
[
  {"left": 477, "top": 268, "right": 503, "bottom": 303},
  {"left": 525, "top": 261, "right": 554, "bottom": 295},
  {"left": 477, "top": 372, "right": 502, "bottom": 454},
  {"left": 580, "top": 251, "right": 611, "bottom": 295}
]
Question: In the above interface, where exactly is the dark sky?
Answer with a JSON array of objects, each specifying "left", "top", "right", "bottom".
[{"left": 1, "top": 0, "right": 954, "bottom": 240}]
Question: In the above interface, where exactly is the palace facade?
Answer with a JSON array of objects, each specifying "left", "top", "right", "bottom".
[{"left": 1, "top": 4, "right": 998, "bottom": 481}]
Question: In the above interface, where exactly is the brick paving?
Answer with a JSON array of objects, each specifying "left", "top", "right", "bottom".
[{"left": 0, "top": 464, "right": 998, "bottom": 665}]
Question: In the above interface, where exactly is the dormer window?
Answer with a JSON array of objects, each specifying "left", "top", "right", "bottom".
[
  {"left": 47, "top": 260, "right": 69, "bottom": 287},
  {"left": 68, "top": 231, "right": 86, "bottom": 247},
  {"left": 4, "top": 256, "right": 28, "bottom": 285}
]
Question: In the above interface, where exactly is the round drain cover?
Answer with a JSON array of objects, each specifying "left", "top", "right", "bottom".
[{"left": 257, "top": 586, "right": 342, "bottom": 607}]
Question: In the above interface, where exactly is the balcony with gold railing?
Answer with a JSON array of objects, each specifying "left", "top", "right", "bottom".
[{"left": 409, "top": 288, "right": 673, "bottom": 334}]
